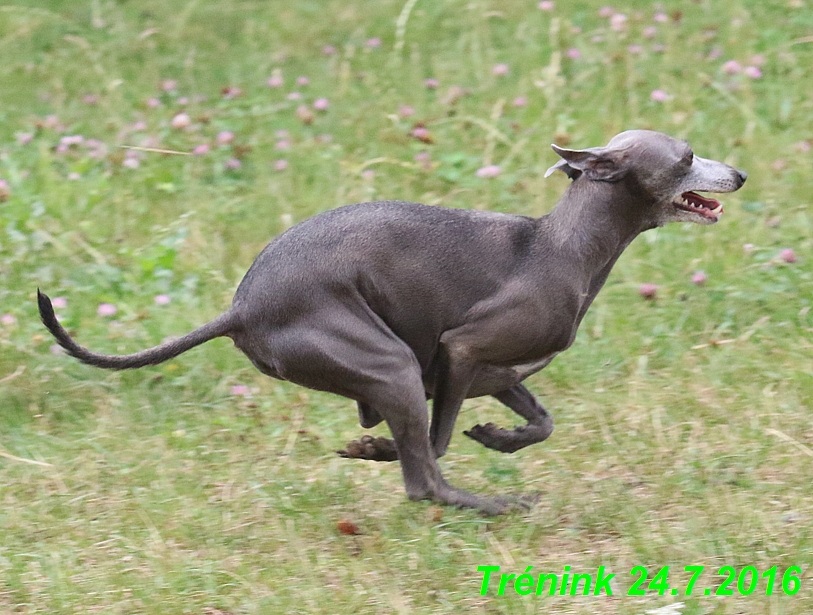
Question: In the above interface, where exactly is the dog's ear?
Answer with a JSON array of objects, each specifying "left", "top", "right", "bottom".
[
  {"left": 545, "top": 144, "right": 629, "bottom": 182},
  {"left": 544, "top": 157, "right": 582, "bottom": 180}
]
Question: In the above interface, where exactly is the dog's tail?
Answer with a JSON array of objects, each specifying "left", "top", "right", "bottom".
[{"left": 38, "top": 289, "right": 237, "bottom": 370}]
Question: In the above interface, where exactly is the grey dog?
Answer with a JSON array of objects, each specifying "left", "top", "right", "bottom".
[{"left": 39, "top": 130, "right": 746, "bottom": 514}]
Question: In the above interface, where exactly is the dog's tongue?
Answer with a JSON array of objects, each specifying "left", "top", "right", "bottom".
[{"left": 683, "top": 191, "right": 722, "bottom": 212}]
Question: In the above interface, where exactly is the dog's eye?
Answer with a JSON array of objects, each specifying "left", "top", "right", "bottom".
[{"left": 682, "top": 150, "right": 694, "bottom": 165}]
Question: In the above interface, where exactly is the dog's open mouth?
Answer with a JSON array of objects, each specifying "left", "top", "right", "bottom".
[{"left": 674, "top": 191, "right": 723, "bottom": 220}]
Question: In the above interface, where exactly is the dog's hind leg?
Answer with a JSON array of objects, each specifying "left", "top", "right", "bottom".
[
  {"left": 270, "top": 311, "right": 505, "bottom": 513},
  {"left": 363, "top": 371, "right": 507, "bottom": 514},
  {"left": 339, "top": 362, "right": 504, "bottom": 512},
  {"left": 339, "top": 389, "right": 433, "bottom": 461},
  {"left": 337, "top": 403, "right": 400, "bottom": 461},
  {"left": 464, "top": 384, "right": 554, "bottom": 453}
]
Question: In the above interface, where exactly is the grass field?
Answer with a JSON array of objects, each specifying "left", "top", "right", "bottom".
[{"left": 1, "top": 1, "right": 812, "bottom": 613}]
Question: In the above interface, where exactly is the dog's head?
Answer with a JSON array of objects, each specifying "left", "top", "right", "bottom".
[{"left": 545, "top": 130, "right": 747, "bottom": 226}]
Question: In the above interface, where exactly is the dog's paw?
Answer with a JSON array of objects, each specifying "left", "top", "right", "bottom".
[
  {"left": 337, "top": 435, "right": 399, "bottom": 461},
  {"left": 464, "top": 421, "right": 552, "bottom": 454},
  {"left": 463, "top": 422, "right": 515, "bottom": 451},
  {"left": 463, "top": 422, "right": 498, "bottom": 439},
  {"left": 463, "top": 422, "right": 525, "bottom": 453}
]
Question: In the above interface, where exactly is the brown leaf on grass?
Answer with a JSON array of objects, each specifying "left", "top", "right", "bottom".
[
  {"left": 427, "top": 506, "right": 444, "bottom": 522},
  {"left": 336, "top": 519, "right": 361, "bottom": 535}
]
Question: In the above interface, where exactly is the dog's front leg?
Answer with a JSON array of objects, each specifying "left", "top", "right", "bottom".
[{"left": 464, "top": 384, "right": 554, "bottom": 453}]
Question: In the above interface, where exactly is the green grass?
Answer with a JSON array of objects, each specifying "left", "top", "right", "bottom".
[{"left": 1, "top": 1, "right": 812, "bottom": 613}]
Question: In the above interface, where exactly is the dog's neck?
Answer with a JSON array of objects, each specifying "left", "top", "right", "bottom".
[{"left": 541, "top": 177, "right": 651, "bottom": 275}]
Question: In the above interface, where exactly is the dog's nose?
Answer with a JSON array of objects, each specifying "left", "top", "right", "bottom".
[{"left": 737, "top": 169, "right": 748, "bottom": 185}]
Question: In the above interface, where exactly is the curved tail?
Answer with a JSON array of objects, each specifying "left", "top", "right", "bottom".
[{"left": 38, "top": 290, "right": 237, "bottom": 370}]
